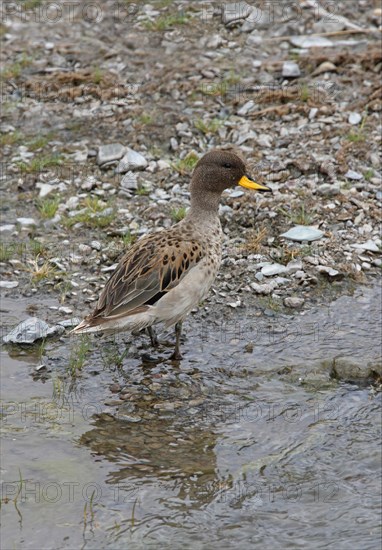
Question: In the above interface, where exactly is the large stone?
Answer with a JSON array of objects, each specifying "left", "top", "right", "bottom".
[
  {"left": 222, "top": 1, "right": 253, "bottom": 25},
  {"left": 290, "top": 35, "right": 334, "bottom": 48},
  {"left": 284, "top": 296, "right": 305, "bottom": 308},
  {"left": 261, "top": 263, "right": 287, "bottom": 277},
  {"left": 3, "top": 317, "right": 64, "bottom": 344},
  {"left": 280, "top": 225, "right": 324, "bottom": 242},
  {"left": 282, "top": 61, "right": 301, "bottom": 78},
  {"left": 97, "top": 143, "right": 126, "bottom": 166},
  {"left": 116, "top": 148, "right": 148, "bottom": 173}
]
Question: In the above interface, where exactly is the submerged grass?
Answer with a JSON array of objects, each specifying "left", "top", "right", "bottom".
[{"left": 68, "top": 335, "right": 91, "bottom": 376}]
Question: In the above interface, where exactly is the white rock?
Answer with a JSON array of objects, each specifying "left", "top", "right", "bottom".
[
  {"left": 237, "top": 100, "right": 255, "bottom": 116},
  {"left": 261, "top": 263, "right": 287, "bottom": 276},
  {"left": 227, "top": 189, "right": 244, "bottom": 198},
  {"left": 97, "top": 143, "right": 126, "bottom": 165},
  {"left": 284, "top": 297, "right": 304, "bottom": 308},
  {"left": 285, "top": 259, "right": 303, "bottom": 273},
  {"left": 157, "top": 160, "right": 171, "bottom": 171},
  {"left": 280, "top": 225, "right": 324, "bottom": 242},
  {"left": 0, "top": 224, "right": 16, "bottom": 232},
  {"left": 250, "top": 281, "right": 277, "bottom": 295},
  {"left": 120, "top": 171, "right": 138, "bottom": 190},
  {"left": 66, "top": 196, "right": 79, "bottom": 209},
  {"left": 317, "top": 265, "right": 340, "bottom": 277},
  {"left": 0, "top": 281, "right": 19, "bottom": 289},
  {"left": 59, "top": 306, "right": 73, "bottom": 314},
  {"left": 90, "top": 240, "right": 102, "bottom": 251},
  {"left": 348, "top": 112, "right": 362, "bottom": 125},
  {"left": 36, "top": 183, "right": 55, "bottom": 197},
  {"left": 3, "top": 317, "right": 64, "bottom": 344},
  {"left": 345, "top": 169, "right": 363, "bottom": 180},
  {"left": 282, "top": 61, "right": 301, "bottom": 77},
  {"left": 290, "top": 35, "right": 334, "bottom": 48},
  {"left": 116, "top": 148, "right": 148, "bottom": 173},
  {"left": 17, "top": 217, "right": 36, "bottom": 227},
  {"left": 351, "top": 240, "right": 380, "bottom": 253},
  {"left": 222, "top": 1, "right": 253, "bottom": 25}
]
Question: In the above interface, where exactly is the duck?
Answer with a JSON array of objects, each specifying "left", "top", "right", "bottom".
[{"left": 72, "top": 149, "right": 271, "bottom": 359}]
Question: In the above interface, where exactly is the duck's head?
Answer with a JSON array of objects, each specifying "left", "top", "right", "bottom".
[{"left": 189, "top": 149, "right": 271, "bottom": 212}]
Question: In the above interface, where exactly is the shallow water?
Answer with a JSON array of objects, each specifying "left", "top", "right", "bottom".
[{"left": 1, "top": 285, "right": 381, "bottom": 549}]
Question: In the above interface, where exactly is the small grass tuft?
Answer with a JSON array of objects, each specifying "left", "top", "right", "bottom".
[
  {"left": 170, "top": 206, "right": 187, "bottom": 222},
  {"left": 194, "top": 118, "right": 223, "bottom": 135},
  {"left": 17, "top": 153, "right": 63, "bottom": 173},
  {"left": 63, "top": 197, "right": 115, "bottom": 229},
  {"left": 243, "top": 227, "right": 267, "bottom": 253},
  {"left": 26, "top": 256, "right": 58, "bottom": 283},
  {"left": 36, "top": 197, "right": 60, "bottom": 219},
  {"left": 172, "top": 151, "right": 199, "bottom": 175},
  {"left": 68, "top": 335, "right": 91, "bottom": 376},
  {"left": 364, "top": 169, "right": 374, "bottom": 181},
  {"left": 27, "top": 134, "right": 52, "bottom": 151},
  {"left": 0, "top": 131, "right": 24, "bottom": 147},
  {"left": 278, "top": 204, "right": 313, "bottom": 225},
  {"left": 144, "top": 13, "right": 189, "bottom": 31},
  {"left": 91, "top": 67, "right": 104, "bottom": 84},
  {"left": 120, "top": 231, "right": 136, "bottom": 247}
]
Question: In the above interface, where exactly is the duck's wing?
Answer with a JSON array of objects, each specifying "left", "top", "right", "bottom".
[{"left": 72, "top": 231, "right": 203, "bottom": 331}]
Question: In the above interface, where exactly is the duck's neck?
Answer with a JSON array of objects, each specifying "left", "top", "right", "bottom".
[{"left": 187, "top": 192, "right": 221, "bottom": 223}]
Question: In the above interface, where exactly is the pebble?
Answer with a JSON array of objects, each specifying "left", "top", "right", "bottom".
[
  {"left": 311, "top": 61, "right": 337, "bottom": 75},
  {"left": 57, "top": 318, "right": 81, "bottom": 328},
  {"left": 97, "top": 143, "right": 126, "bottom": 166},
  {"left": 90, "top": 240, "right": 102, "bottom": 251},
  {"left": 250, "top": 281, "right": 277, "bottom": 295},
  {"left": 282, "top": 61, "right": 301, "bottom": 78},
  {"left": 66, "top": 196, "right": 79, "bottom": 209},
  {"left": 3, "top": 317, "right": 64, "bottom": 344},
  {"left": 0, "top": 224, "right": 16, "bottom": 232},
  {"left": 157, "top": 160, "right": 171, "bottom": 171},
  {"left": 285, "top": 259, "right": 303, "bottom": 273},
  {"left": 116, "top": 148, "right": 148, "bottom": 173},
  {"left": 290, "top": 36, "right": 334, "bottom": 48},
  {"left": 317, "top": 183, "right": 341, "bottom": 196},
  {"left": 78, "top": 243, "right": 92, "bottom": 255},
  {"left": 237, "top": 100, "right": 255, "bottom": 116},
  {"left": 345, "top": 169, "right": 363, "bottom": 180},
  {"left": 0, "top": 281, "right": 19, "bottom": 289},
  {"left": 261, "top": 263, "right": 287, "bottom": 276},
  {"left": 120, "top": 171, "right": 138, "bottom": 190},
  {"left": 284, "top": 297, "right": 305, "bottom": 308},
  {"left": 222, "top": 1, "right": 253, "bottom": 25},
  {"left": 17, "top": 217, "right": 36, "bottom": 227},
  {"left": 348, "top": 112, "right": 362, "bottom": 125},
  {"left": 36, "top": 183, "right": 55, "bottom": 197},
  {"left": 59, "top": 306, "right": 73, "bottom": 315},
  {"left": 316, "top": 266, "right": 344, "bottom": 280},
  {"left": 280, "top": 226, "right": 324, "bottom": 242},
  {"left": 351, "top": 240, "right": 380, "bottom": 253}
]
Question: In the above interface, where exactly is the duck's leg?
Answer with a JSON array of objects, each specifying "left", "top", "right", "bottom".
[
  {"left": 147, "top": 326, "right": 159, "bottom": 348},
  {"left": 170, "top": 321, "right": 183, "bottom": 360}
]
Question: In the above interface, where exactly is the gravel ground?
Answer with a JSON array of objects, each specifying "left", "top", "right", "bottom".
[{"left": 1, "top": 0, "right": 381, "bottom": 331}]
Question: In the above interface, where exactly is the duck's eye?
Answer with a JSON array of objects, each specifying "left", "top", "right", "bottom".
[{"left": 223, "top": 162, "right": 232, "bottom": 168}]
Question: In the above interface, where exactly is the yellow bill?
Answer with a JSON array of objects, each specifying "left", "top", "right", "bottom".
[{"left": 239, "top": 175, "right": 272, "bottom": 192}]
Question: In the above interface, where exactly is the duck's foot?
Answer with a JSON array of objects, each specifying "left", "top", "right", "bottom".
[
  {"left": 170, "top": 321, "right": 183, "bottom": 361},
  {"left": 147, "top": 326, "right": 159, "bottom": 348}
]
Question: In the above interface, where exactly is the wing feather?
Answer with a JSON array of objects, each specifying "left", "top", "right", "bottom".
[{"left": 76, "top": 230, "right": 203, "bottom": 329}]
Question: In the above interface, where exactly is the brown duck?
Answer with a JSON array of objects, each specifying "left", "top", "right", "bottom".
[{"left": 72, "top": 149, "right": 271, "bottom": 359}]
